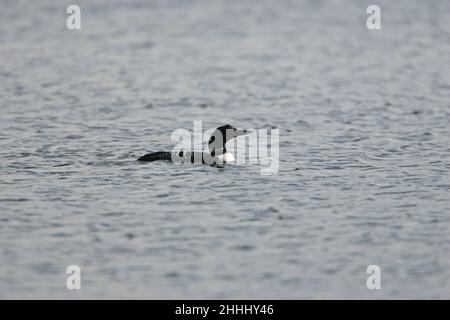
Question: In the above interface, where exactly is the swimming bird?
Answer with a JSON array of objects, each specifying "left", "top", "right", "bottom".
[{"left": 137, "top": 124, "right": 250, "bottom": 165}]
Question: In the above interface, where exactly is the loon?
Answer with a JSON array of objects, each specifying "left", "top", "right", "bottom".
[{"left": 137, "top": 124, "right": 250, "bottom": 165}]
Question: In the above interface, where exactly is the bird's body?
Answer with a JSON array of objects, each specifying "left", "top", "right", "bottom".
[{"left": 137, "top": 124, "right": 249, "bottom": 165}]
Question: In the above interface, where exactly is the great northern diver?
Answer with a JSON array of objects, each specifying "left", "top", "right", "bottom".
[{"left": 137, "top": 124, "right": 250, "bottom": 165}]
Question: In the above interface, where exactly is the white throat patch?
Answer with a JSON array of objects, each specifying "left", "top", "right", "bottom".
[{"left": 215, "top": 152, "right": 235, "bottom": 164}]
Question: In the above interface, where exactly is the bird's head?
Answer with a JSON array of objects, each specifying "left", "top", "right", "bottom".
[{"left": 208, "top": 124, "right": 251, "bottom": 156}]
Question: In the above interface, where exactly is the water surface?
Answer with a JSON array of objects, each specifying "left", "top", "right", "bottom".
[{"left": 1, "top": 0, "right": 450, "bottom": 299}]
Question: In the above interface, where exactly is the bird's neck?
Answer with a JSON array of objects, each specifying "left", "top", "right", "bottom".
[{"left": 210, "top": 146, "right": 226, "bottom": 157}]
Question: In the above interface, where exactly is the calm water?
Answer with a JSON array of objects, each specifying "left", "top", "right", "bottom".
[{"left": 1, "top": 0, "right": 450, "bottom": 299}]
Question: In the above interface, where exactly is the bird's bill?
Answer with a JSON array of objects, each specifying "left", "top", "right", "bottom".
[{"left": 234, "top": 128, "right": 252, "bottom": 137}]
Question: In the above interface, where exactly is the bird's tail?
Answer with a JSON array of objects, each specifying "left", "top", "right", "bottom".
[{"left": 137, "top": 151, "right": 172, "bottom": 162}]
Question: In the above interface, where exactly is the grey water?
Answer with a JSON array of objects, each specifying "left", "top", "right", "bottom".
[{"left": 1, "top": 0, "right": 450, "bottom": 299}]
